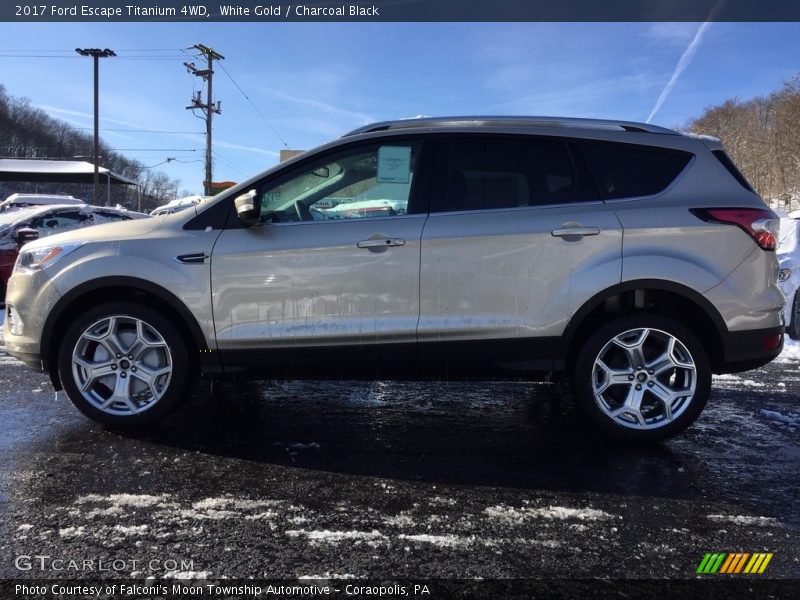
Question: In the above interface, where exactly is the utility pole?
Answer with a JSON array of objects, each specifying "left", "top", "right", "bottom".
[
  {"left": 185, "top": 44, "right": 223, "bottom": 196},
  {"left": 75, "top": 48, "right": 116, "bottom": 205}
]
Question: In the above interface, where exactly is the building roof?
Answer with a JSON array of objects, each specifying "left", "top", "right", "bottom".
[{"left": 0, "top": 159, "right": 138, "bottom": 186}]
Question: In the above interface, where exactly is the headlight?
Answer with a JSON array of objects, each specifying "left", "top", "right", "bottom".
[
  {"left": 13, "top": 242, "right": 83, "bottom": 274},
  {"left": 779, "top": 268, "right": 792, "bottom": 283}
]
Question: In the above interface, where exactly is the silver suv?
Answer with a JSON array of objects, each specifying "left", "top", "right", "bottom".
[{"left": 3, "top": 117, "right": 784, "bottom": 440}]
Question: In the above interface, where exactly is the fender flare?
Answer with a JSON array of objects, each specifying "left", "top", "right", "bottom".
[{"left": 42, "top": 276, "right": 220, "bottom": 379}]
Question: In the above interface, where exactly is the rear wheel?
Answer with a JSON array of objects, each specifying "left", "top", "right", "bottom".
[
  {"left": 57, "top": 302, "right": 191, "bottom": 427},
  {"left": 573, "top": 313, "right": 711, "bottom": 441}
]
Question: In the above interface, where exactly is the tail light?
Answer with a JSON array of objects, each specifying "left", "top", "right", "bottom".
[
  {"left": 691, "top": 208, "right": 779, "bottom": 251},
  {"left": 762, "top": 334, "right": 782, "bottom": 351}
]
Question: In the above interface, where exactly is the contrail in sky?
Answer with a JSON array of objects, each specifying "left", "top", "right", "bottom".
[
  {"left": 646, "top": 21, "right": 713, "bottom": 124},
  {"left": 646, "top": 0, "right": 727, "bottom": 124}
]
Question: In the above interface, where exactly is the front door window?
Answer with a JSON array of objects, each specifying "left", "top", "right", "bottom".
[{"left": 257, "top": 141, "right": 422, "bottom": 223}]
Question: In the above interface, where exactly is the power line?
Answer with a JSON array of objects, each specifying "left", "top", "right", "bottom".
[
  {"left": 0, "top": 54, "right": 184, "bottom": 60},
  {"left": 212, "top": 150, "right": 250, "bottom": 177},
  {"left": 115, "top": 48, "right": 186, "bottom": 52},
  {"left": 110, "top": 148, "right": 200, "bottom": 151},
  {"left": 68, "top": 128, "right": 204, "bottom": 134},
  {"left": 218, "top": 62, "right": 290, "bottom": 149}
]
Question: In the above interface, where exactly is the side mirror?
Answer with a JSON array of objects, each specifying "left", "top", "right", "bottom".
[
  {"left": 14, "top": 227, "right": 39, "bottom": 246},
  {"left": 234, "top": 190, "right": 259, "bottom": 227}
]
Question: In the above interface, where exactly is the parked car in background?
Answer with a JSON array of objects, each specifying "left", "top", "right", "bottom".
[
  {"left": 3, "top": 116, "right": 784, "bottom": 441},
  {"left": 778, "top": 214, "right": 800, "bottom": 339},
  {"left": 0, "top": 193, "right": 85, "bottom": 212},
  {"left": 150, "top": 195, "right": 205, "bottom": 217},
  {"left": 0, "top": 204, "right": 147, "bottom": 300}
]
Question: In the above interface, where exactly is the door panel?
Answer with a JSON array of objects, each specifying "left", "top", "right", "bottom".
[
  {"left": 419, "top": 203, "right": 622, "bottom": 346},
  {"left": 210, "top": 138, "right": 429, "bottom": 367},
  {"left": 418, "top": 134, "right": 623, "bottom": 368},
  {"left": 211, "top": 216, "right": 425, "bottom": 351}
]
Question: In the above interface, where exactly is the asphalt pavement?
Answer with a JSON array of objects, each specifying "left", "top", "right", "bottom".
[{"left": 1, "top": 325, "right": 799, "bottom": 582}]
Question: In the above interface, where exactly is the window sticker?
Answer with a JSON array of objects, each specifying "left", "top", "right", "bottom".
[{"left": 377, "top": 146, "right": 412, "bottom": 183}]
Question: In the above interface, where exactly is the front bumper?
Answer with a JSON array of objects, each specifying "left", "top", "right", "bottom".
[{"left": 3, "top": 268, "right": 62, "bottom": 372}]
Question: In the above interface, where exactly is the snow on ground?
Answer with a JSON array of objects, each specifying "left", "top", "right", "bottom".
[
  {"left": 483, "top": 504, "right": 616, "bottom": 523},
  {"left": 774, "top": 337, "right": 800, "bottom": 363},
  {"left": 299, "top": 574, "right": 359, "bottom": 580},
  {"left": 77, "top": 493, "right": 174, "bottom": 509},
  {"left": 712, "top": 374, "right": 768, "bottom": 388},
  {"left": 162, "top": 570, "right": 213, "bottom": 579},
  {"left": 286, "top": 530, "right": 386, "bottom": 544},
  {"left": 707, "top": 514, "right": 779, "bottom": 527},
  {"left": 760, "top": 409, "right": 800, "bottom": 426},
  {"left": 398, "top": 533, "right": 474, "bottom": 548}
]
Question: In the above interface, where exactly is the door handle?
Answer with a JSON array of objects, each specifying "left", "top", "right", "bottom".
[
  {"left": 551, "top": 227, "right": 601, "bottom": 238},
  {"left": 357, "top": 238, "right": 406, "bottom": 249}
]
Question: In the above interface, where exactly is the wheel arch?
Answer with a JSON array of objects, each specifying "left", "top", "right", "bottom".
[
  {"left": 562, "top": 279, "right": 728, "bottom": 373},
  {"left": 42, "top": 276, "right": 218, "bottom": 390}
]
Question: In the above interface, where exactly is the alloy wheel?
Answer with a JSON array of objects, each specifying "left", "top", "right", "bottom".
[
  {"left": 70, "top": 315, "right": 173, "bottom": 416},
  {"left": 591, "top": 327, "right": 697, "bottom": 430}
]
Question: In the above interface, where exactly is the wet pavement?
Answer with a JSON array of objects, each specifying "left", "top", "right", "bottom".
[{"left": 0, "top": 332, "right": 799, "bottom": 581}]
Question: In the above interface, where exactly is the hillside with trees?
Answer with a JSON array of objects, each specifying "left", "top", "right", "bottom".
[
  {"left": 686, "top": 75, "right": 800, "bottom": 212},
  {"left": 0, "top": 84, "right": 184, "bottom": 211}
]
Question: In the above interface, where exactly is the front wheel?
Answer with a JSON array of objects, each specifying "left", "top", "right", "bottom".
[
  {"left": 58, "top": 302, "right": 191, "bottom": 427},
  {"left": 573, "top": 314, "right": 711, "bottom": 441}
]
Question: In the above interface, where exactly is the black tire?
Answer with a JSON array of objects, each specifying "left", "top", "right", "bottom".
[
  {"left": 572, "top": 313, "right": 711, "bottom": 442},
  {"left": 788, "top": 292, "right": 800, "bottom": 341},
  {"left": 57, "top": 302, "right": 191, "bottom": 427}
]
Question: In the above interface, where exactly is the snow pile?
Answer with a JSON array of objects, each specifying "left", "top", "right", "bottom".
[
  {"left": 484, "top": 504, "right": 615, "bottom": 523},
  {"left": 286, "top": 529, "right": 386, "bottom": 544},
  {"left": 712, "top": 374, "right": 766, "bottom": 388},
  {"left": 398, "top": 533, "right": 474, "bottom": 548},
  {"left": 58, "top": 526, "right": 86, "bottom": 538},
  {"left": 707, "top": 514, "right": 778, "bottom": 526},
  {"left": 777, "top": 338, "right": 800, "bottom": 362},
  {"left": 299, "top": 574, "right": 358, "bottom": 580},
  {"left": 77, "top": 493, "right": 173, "bottom": 509},
  {"left": 383, "top": 514, "right": 415, "bottom": 527},
  {"left": 162, "top": 570, "right": 213, "bottom": 579},
  {"left": 112, "top": 524, "right": 148, "bottom": 535},
  {"left": 760, "top": 409, "right": 800, "bottom": 427}
]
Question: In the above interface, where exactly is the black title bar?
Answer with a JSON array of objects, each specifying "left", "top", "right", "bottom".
[{"left": 3, "top": 0, "right": 800, "bottom": 22}]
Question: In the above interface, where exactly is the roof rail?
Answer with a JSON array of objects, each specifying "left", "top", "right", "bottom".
[{"left": 342, "top": 116, "right": 678, "bottom": 137}]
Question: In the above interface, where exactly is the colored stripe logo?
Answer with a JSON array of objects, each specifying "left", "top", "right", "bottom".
[{"left": 697, "top": 552, "right": 773, "bottom": 574}]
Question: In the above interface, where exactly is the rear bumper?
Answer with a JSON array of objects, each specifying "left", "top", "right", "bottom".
[{"left": 718, "top": 326, "right": 784, "bottom": 374}]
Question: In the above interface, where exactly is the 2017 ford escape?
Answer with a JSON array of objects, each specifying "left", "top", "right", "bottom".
[{"left": 3, "top": 116, "right": 784, "bottom": 440}]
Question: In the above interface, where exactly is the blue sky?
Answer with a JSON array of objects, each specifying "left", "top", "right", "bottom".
[{"left": 1, "top": 22, "right": 799, "bottom": 195}]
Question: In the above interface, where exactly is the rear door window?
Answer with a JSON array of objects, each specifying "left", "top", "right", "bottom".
[{"left": 439, "top": 136, "right": 584, "bottom": 212}]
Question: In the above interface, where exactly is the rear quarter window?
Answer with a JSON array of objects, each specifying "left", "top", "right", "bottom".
[{"left": 581, "top": 141, "right": 693, "bottom": 200}]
